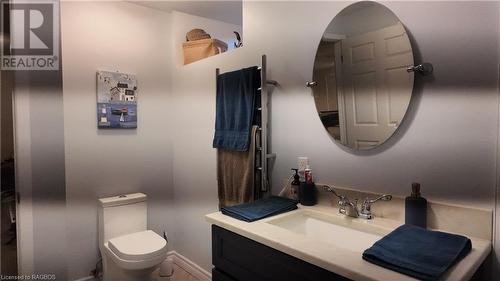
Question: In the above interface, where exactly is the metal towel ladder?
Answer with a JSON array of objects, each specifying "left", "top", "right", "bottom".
[{"left": 215, "top": 54, "right": 278, "bottom": 196}]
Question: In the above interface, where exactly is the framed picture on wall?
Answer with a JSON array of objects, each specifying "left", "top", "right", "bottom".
[{"left": 96, "top": 71, "right": 138, "bottom": 129}]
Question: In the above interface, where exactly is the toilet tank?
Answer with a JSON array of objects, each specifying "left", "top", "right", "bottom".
[{"left": 98, "top": 193, "right": 147, "bottom": 245}]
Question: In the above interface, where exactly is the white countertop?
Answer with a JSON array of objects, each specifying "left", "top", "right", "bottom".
[{"left": 205, "top": 204, "right": 491, "bottom": 281}]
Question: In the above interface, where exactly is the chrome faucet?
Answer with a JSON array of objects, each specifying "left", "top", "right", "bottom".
[{"left": 323, "top": 185, "right": 392, "bottom": 219}]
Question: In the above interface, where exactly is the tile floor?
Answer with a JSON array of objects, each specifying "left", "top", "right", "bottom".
[
  {"left": 1, "top": 200, "right": 18, "bottom": 276},
  {"left": 87, "top": 262, "right": 201, "bottom": 281},
  {"left": 170, "top": 263, "right": 200, "bottom": 281}
]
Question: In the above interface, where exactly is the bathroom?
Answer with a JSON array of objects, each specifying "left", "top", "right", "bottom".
[{"left": 0, "top": 0, "right": 499, "bottom": 280}]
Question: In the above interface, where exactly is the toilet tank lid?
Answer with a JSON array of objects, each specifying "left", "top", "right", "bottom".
[{"left": 99, "top": 193, "right": 146, "bottom": 208}]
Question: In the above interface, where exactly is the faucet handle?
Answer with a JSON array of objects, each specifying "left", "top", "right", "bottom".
[
  {"left": 323, "top": 185, "right": 343, "bottom": 199},
  {"left": 338, "top": 197, "right": 353, "bottom": 206},
  {"left": 360, "top": 194, "right": 392, "bottom": 219},
  {"left": 364, "top": 194, "right": 392, "bottom": 205}
]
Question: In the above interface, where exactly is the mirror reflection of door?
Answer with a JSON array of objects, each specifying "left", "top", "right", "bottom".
[
  {"left": 313, "top": 40, "right": 342, "bottom": 141},
  {"left": 312, "top": 1, "right": 414, "bottom": 151},
  {"left": 341, "top": 22, "right": 413, "bottom": 149}
]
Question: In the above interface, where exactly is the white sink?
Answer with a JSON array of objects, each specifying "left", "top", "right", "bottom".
[
  {"left": 266, "top": 209, "right": 389, "bottom": 252},
  {"left": 207, "top": 206, "right": 492, "bottom": 281}
]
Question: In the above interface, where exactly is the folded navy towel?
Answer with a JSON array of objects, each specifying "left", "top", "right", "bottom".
[
  {"left": 363, "top": 224, "right": 471, "bottom": 281},
  {"left": 213, "top": 66, "right": 260, "bottom": 151},
  {"left": 221, "top": 196, "right": 298, "bottom": 222}
]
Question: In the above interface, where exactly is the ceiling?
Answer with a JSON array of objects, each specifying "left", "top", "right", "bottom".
[{"left": 131, "top": 1, "right": 243, "bottom": 26}]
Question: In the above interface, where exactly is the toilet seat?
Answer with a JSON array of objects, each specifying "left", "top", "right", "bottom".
[{"left": 108, "top": 230, "right": 167, "bottom": 261}]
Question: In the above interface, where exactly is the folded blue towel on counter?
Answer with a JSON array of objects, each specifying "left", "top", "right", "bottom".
[
  {"left": 213, "top": 66, "right": 260, "bottom": 151},
  {"left": 221, "top": 196, "right": 298, "bottom": 222},
  {"left": 363, "top": 224, "right": 472, "bottom": 281}
]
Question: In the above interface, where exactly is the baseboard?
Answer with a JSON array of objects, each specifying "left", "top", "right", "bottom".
[
  {"left": 167, "top": 251, "right": 212, "bottom": 281},
  {"left": 72, "top": 252, "right": 211, "bottom": 281}
]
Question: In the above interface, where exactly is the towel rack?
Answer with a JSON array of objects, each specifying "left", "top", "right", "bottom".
[
  {"left": 258, "top": 55, "right": 278, "bottom": 194},
  {"left": 215, "top": 55, "right": 278, "bottom": 195}
]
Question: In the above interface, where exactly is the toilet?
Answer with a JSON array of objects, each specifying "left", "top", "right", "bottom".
[{"left": 98, "top": 193, "right": 168, "bottom": 281}]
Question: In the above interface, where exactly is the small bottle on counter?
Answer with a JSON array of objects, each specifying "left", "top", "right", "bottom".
[
  {"left": 299, "top": 181, "right": 317, "bottom": 206},
  {"left": 290, "top": 168, "right": 300, "bottom": 200},
  {"left": 304, "top": 165, "right": 313, "bottom": 184},
  {"left": 297, "top": 157, "right": 309, "bottom": 182},
  {"left": 405, "top": 183, "right": 427, "bottom": 228},
  {"left": 299, "top": 165, "right": 316, "bottom": 206}
]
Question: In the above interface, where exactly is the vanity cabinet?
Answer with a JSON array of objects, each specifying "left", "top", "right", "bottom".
[{"left": 211, "top": 225, "right": 351, "bottom": 281}]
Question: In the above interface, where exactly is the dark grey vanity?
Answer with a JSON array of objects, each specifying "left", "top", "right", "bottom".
[
  {"left": 211, "top": 224, "right": 489, "bottom": 281},
  {"left": 212, "top": 225, "right": 351, "bottom": 281}
]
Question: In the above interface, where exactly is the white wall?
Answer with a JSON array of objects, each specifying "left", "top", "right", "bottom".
[
  {"left": 495, "top": 1, "right": 500, "bottom": 276},
  {"left": 170, "top": 11, "right": 245, "bottom": 271},
  {"left": 172, "top": 10, "right": 242, "bottom": 65},
  {"left": 170, "top": 0, "right": 500, "bottom": 275},
  {"left": 13, "top": 70, "right": 67, "bottom": 280},
  {"left": 13, "top": 73, "right": 35, "bottom": 275},
  {"left": 59, "top": 4, "right": 242, "bottom": 279},
  {"left": 11, "top": 0, "right": 67, "bottom": 276},
  {"left": 61, "top": 2, "right": 174, "bottom": 279}
]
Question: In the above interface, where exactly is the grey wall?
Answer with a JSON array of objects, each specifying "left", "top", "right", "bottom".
[
  {"left": 60, "top": 2, "right": 174, "bottom": 279},
  {"left": 254, "top": 0, "right": 499, "bottom": 208},
  {"left": 29, "top": 71, "right": 67, "bottom": 280},
  {"left": 170, "top": 10, "right": 246, "bottom": 272},
  {"left": 60, "top": 4, "right": 241, "bottom": 279},
  {"left": 495, "top": 1, "right": 500, "bottom": 276},
  {"left": 14, "top": 1, "right": 499, "bottom": 279},
  {"left": 13, "top": 67, "right": 67, "bottom": 280},
  {"left": 1, "top": 71, "right": 14, "bottom": 161},
  {"left": 11, "top": 0, "right": 68, "bottom": 277},
  {"left": 170, "top": 0, "right": 500, "bottom": 275}
]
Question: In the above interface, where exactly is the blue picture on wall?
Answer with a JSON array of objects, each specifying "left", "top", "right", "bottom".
[{"left": 97, "top": 71, "right": 138, "bottom": 129}]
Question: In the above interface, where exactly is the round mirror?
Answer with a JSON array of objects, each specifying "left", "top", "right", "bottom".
[{"left": 312, "top": 1, "right": 414, "bottom": 150}]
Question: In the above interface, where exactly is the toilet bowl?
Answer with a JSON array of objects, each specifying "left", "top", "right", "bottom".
[{"left": 98, "top": 193, "right": 168, "bottom": 281}]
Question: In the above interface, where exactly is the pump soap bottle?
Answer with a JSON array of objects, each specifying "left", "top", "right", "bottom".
[
  {"left": 290, "top": 168, "right": 300, "bottom": 200},
  {"left": 405, "top": 183, "right": 427, "bottom": 228}
]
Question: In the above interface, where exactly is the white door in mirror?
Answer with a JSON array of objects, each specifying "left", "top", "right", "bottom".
[{"left": 340, "top": 22, "right": 414, "bottom": 150}]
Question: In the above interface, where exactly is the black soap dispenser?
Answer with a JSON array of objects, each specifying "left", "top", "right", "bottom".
[
  {"left": 290, "top": 168, "right": 300, "bottom": 200},
  {"left": 405, "top": 183, "right": 427, "bottom": 228}
]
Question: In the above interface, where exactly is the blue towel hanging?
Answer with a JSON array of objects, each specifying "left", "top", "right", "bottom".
[
  {"left": 213, "top": 66, "right": 260, "bottom": 151},
  {"left": 363, "top": 224, "right": 472, "bottom": 281}
]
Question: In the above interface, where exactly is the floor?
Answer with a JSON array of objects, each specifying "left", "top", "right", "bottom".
[
  {"left": 1, "top": 188, "right": 17, "bottom": 276},
  {"left": 86, "top": 263, "right": 201, "bottom": 281},
  {"left": 1, "top": 204, "right": 18, "bottom": 276},
  {"left": 170, "top": 263, "right": 200, "bottom": 281}
]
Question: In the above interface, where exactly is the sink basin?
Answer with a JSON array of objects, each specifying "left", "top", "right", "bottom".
[{"left": 266, "top": 209, "right": 390, "bottom": 252}]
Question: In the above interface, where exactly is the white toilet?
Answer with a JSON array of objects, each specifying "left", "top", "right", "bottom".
[{"left": 98, "top": 193, "right": 168, "bottom": 281}]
